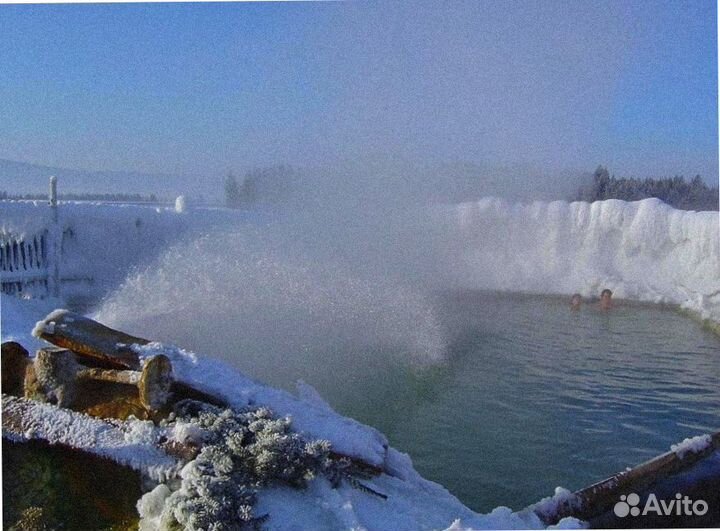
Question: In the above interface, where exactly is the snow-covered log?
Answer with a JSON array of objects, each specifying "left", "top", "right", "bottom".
[
  {"left": 32, "top": 309, "right": 146, "bottom": 370},
  {"left": 534, "top": 430, "right": 720, "bottom": 525}
]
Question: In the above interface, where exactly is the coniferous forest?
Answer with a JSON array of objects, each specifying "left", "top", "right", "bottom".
[{"left": 577, "top": 166, "right": 718, "bottom": 211}]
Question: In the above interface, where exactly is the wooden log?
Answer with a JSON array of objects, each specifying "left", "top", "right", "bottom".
[
  {"left": 35, "top": 311, "right": 230, "bottom": 408},
  {"left": 535, "top": 431, "right": 720, "bottom": 525},
  {"left": 1, "top": 394, "right": 194, "bottom": 472},
  {"left": 33, "top": 310, "right": 146, "bottom": 370},
  {"left": 170, "top": 380, "right": 229, "bottom": 408},
  {"left": 1, "top": 341, "right": 30, "bottom": 396},
  {"left": 29, "top": 347, "right": 174, "bottom": 413},
  {"left": 31, "top": 348, "right": 79, "bottom": 407},
  {"left": 138, "top": 354, "right": 173, "bottom": 411}
]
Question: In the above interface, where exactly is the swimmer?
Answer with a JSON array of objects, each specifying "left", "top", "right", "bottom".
[
  {"left": 570, "top": 293, "right": 582, "bottom": 310},
  {"left": 599, "top": 288, "right": 613, "bottom": 310}
]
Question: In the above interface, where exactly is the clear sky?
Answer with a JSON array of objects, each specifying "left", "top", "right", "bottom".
[{"left": 0, "top": 0, "right": 717, "bottom": 181}]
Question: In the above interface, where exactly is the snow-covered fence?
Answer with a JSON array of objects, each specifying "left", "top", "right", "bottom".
[
  {"left": 0, "top": 230, "right": 51, "bottom": 296},
  {"left": 1, "top": 177, "right": 62, "bottom": 297}
]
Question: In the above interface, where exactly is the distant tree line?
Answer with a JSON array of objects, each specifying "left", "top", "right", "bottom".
[
  {"left": 224, "top": 172, "right": 252, "bottom": 208},
  {"left": 0, "top": 191, "right": 159, "bottom": 203},
  {"left": 577, "top": 166, "right": 718, "bottom": 211},
  {"left": 225, "top": 165, "right": 295, "bottom": 208}
]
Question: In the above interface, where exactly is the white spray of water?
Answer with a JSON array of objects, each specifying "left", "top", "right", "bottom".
[{"left": 94, "top": 225, "right": 446, "bottom": 387}]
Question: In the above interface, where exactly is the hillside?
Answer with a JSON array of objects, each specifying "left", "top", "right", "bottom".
[{"left": 0, "top": 159, "right": 216, "bottom": 202}]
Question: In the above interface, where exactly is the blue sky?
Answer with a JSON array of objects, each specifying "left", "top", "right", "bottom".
[{"left": 0, "top": 1, "right": 717, "bottom": 182}]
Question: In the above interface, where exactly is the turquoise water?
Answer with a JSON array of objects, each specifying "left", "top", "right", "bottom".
[{"left": 306, "top": 292, "right": 720, "bottom": 512}]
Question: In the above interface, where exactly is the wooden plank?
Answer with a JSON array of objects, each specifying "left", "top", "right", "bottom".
[
  {"left": 34, "top": 310, "right": 146, "bottom": 370},
  {"left": 170, "top": 380, "right": 229, "bottom": 407},
  {"left": 536, "top": 431, "right": 720, "bottom": 525}
]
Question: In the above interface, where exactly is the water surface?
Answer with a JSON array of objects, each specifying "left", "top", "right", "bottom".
[{"left": 300, "top": 292, "right": 720, "bottom": 512}]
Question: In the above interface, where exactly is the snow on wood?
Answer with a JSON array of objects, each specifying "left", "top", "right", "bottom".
[
  {"left": 30, "top": 310, "right": 391, "bottom": 469},
  {"left": 671, "top": 434, "right": 713, "bottom": 458},
  {"left": 33, "top": 309, "right": 145, "bottom": 369},
  {"left": 533, "top": 430, "right": 720, "bottom": 525},
  {"left": 1, "top": 395, "right": 180, "bottom": 482}
]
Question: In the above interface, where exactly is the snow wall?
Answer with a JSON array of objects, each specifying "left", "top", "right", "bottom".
[{"left": 433, "top": 197, "right": 719, "bottom": 322}]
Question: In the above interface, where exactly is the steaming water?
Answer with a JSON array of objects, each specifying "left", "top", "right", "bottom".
[
  {"left": 94, "top": 231, "right": 720, "bottom": 514},
  {"left": 334, "top": 292, "right": 720, "bottom": 513}
]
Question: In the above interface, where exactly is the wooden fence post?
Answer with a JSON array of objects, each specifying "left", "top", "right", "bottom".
[{"left": 48, "top": 176, "right": 60, "bottom": 297}]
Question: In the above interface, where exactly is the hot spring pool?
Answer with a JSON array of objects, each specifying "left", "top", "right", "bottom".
[
  {"left": 230, "top": 291, "right": 720, "bottom": 513},
  {"left": 89, "top": 289, "right": 720, "bottom": 514}
]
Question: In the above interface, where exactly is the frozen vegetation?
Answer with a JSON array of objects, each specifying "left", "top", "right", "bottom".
[{"left": 576, "top": 167, "right": 718, "bottom": 212}]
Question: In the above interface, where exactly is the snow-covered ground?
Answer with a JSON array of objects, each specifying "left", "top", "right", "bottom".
[
  {"left": 0, "top": 200, "right": 263, "bottom": 301},
  {"left": 2, "top": 196, "right": 718, "bottom": 530}
]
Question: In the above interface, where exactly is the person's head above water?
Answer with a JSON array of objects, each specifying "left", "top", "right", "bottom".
[
  {"left": 599, "top": 288, "right": 613, "bottom": 309},
  {"left": 570, "top": 293, "right": 582, "bottom": 310}
]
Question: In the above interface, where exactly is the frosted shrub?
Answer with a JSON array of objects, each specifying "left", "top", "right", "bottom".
[{"left": 155, "top": 400, "right": 337, "bottom": 530}]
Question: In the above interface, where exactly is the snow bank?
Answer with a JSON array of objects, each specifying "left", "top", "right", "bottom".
[
  {"left": 2, "top": 395, "right": 179, "bottom": 482},
  {"left": 4, "top": 197, "right": 717, "bottom": 322},
  {"left": 436, "top": 198, "right": 720, "bottom": 321},
  {"left": 247, "top": 478, "right": 583, "bottom": 531},
  {"left": 529, "top": 487, "right": 582, "bottom": 525}
]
